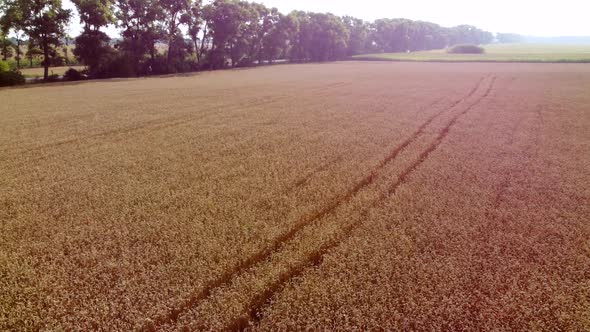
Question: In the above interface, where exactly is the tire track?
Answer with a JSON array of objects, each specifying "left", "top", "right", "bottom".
[
  {"left": 281, "top": 155, "right": 345, "bottom": 194},
  {"left": 229, "top": 76, "right": 497, "bottom": 332},
  {"left": 145, "top": 76, "right": 488, "bottom": 331},
  {"left": 282, "top": 98, "right": 448, "bottom": 196}
]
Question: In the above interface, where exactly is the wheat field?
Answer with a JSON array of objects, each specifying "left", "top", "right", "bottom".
[{"left": 1, "top": 62, "right": 589, "bottom": 331}]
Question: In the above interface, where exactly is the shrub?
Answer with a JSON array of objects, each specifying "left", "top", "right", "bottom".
[
  {"left": 183, "top": 56, "right": 201, "bottom": 71},
  {"left": 447, "top": 44, "right": 485, "bottom": 54},
  {"left": 92, "top": 53, "right": 136, "bottom": 79},
  {"left": 44, "top": 74, "right": 61, "bottom": 82},
  {"left": 51, "top": 56, "right": 67, "bottom": 67},
  {"left": 0, "top": 70, "right": 25, "bottom": 87},
  {"left": 0, "top": 60, "right": 10, "bottom": 72},
  {"left": 143, "top": 55, "right": 169, "bottom": 75},
  {"left": 64, "top": 68, "right": 84, "bottom": 81},
  {"left": 139, "top": 55, "right": 195, "bottom": 76}
]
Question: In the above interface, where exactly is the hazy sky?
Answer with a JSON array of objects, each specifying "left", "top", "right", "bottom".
[{"left": 63, "top": 0, "right": 590, "bottom": 37}]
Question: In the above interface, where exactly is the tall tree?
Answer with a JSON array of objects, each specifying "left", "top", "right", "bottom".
[
  {"left": 202, "top": 0, "right": 247, "bottom": 68},
  {"left": 342, "top": 16, "right": 368, "bottom": 56},
  {"left": 5, "top": 0, "right": 71, "bottom": 79},
  {"left": 261, "top": 9, "right": 294, "bottom": 63},
  {"left": 26, "top": 39, "right": 42, "bottom": 67},
  {"left": 73, "top": 0, "right": 114, "bottom": 31},
  {"left": 186, "top": 1, "right": 203, "bottom": 64},
  {"left": 449, "top": 25, "right": 493, "bottom": 45},
  {"left": 12, "top": 29, "right": 23, "bottom": 67},
  {"left": 0, "top": 33, "right": 13, "bottom": 60},
  {"left": 1, "top": 0, "right": 24, "bottom": 67},
  {"left": 288, "top": 11, "right": 311, "bottom": 62},
  {"left": 115, "top": 0, "right": 163, "bottom": 74},
  {"left": 160, "top": 0, "right": 192, "bottom": 68},
  {"left": 288, "top": 12, "right": 349, "bottom": 62},
  {"left": 72, "top": 0, "right": 115, "bottom": 73}
]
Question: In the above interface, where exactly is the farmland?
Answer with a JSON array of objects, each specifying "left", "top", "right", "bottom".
[
  {"left": 356, "top": 43, "right": 590, "bottom": 62},
  {"left": 1, "top": 62, "right": 590, "bottom": 330}
]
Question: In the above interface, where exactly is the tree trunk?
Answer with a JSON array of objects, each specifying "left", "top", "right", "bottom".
[
  {"left": 167, "top": 40, "right": 173, "bottom": 66},
  {"left": 166, "top": 34, "right": 173, "bottom": 70},
  {"left": 199, "top": 26, "right": 208, "bottom": 66},
  {"left": 230, "top": 43, "right": 235, "bottom": 68},
  {"left": 167, "top": 15, "right": 177, "bottom": 69},
  {"left": 193, "top": 38, "right": 201, "bottom": 66},
  {"left": 16, "top": 38, "right": 22, "bottom": 69},
  {"left": 43, "top": 39, "right": 49, "bottom": 80},
  {"left": 257, "top": 44, "right": 263, "bottom": 65}
]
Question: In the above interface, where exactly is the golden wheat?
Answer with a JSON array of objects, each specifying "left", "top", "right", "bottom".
[{"left": 1, "top": 62, "right": 589, "bottom": 331}]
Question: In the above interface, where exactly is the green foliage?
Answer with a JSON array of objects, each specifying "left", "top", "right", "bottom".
[
  {"left": 289, "top": 11, "right": 349, "bottom": 62},
  {"left": 25, "top": 41, "right": 43, "bottom": 67},
  {"left": 44, "top": 73, "right": 60, "bottom": 82},
  {"left": 0, "top": 35, "right": 14, "bottom": 60},
  {"left": 261, "top": 9, "right": 295, "bottom": 63},
  {"left": 4, "top": 0, "right": 500, "bottom": 82},
  {"left": 448, "top": 25, "right": 493, "bottom": 46},
  {"left": 202, "top": 0, "right": 246, "bottom": 68},
  {"left": 0, "top": 59, "right": 9, "bottom": 71},
  {"left": 368, "top": 20, "right": 493, "bottom": 54},
  {"left": 0, "top": 70, "right": 25, "bottom": 86},
  {"left": 160, "top": 0, "right": 192, "bottom": 67},
  {"left": 71, "top": 0, "right": 115, "bottom": 30},
  {"left": 63, "top": 67, "right": 85, "bottom": 81},
  {"left": 448, "top": 44, "right": 485, "bottom": 54},
  {"left": 74, "top": 30, "right": 112, "bottom": 70},
  {"left": 3, "top": 0, "right": 71, "bottom": 79},
  {"left": 92, "top": 52, "right": 136, "bottom": 78},
  {"left": 343, "top": 16, "right": 369, "bottom": 56},
  {"left": 51, "top": 55, "right": 67, "bottom": 66},
  {"left": 115, "top": 0, "right": 164, "bottom": 73}
]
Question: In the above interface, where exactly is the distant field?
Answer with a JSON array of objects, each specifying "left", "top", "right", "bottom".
[
  {"left": 19, "top": 66, "right": 86, "bottom": 78},
  {"left": 355, "top": 43, "right": 590, "bottom": 62},
  {"left": 1, "top": 62, "right": 590, "bottom": 331},
  {"left": 5, "top": 44, "right": 77, "bottom": 70}
]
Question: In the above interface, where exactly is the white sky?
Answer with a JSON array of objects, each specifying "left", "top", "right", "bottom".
[{"left": 63, "top": 0, "right": 590, "bottom": 37}]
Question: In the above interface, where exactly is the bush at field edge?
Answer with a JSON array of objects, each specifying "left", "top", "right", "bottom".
[
  {"left": 447, "top": 44, "right": 485, "bottom": 54},
  {"left": 0, "top": 70, "right": 26, "bottom": 87},
  {"left": 0, "top": 60, "right": 10, "bottom": 72},
  {"left": 64, "top": 68, "right": 85, "bottom": 81}
]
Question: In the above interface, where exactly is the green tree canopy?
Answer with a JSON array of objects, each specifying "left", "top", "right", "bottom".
[{"left": 2, "top": 0, "right": 71, "bottom": 79}]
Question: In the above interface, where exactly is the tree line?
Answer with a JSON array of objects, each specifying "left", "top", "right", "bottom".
[{"left": 0, "top": 0, "right": 494, "bottom": 80}]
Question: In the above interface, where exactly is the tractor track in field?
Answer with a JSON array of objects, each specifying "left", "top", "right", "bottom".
[
  {"left": 229, "top": 76, "right": 497, "bottom": 332},
  {"left": 282, "top": 98, "right": 449, "bottom": 196},
  {"left": 286, "top": 155, "right": 344, "bottom": 192},
  {"left": 144, "top": 76, "right": 489, "bottom": 331}
]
